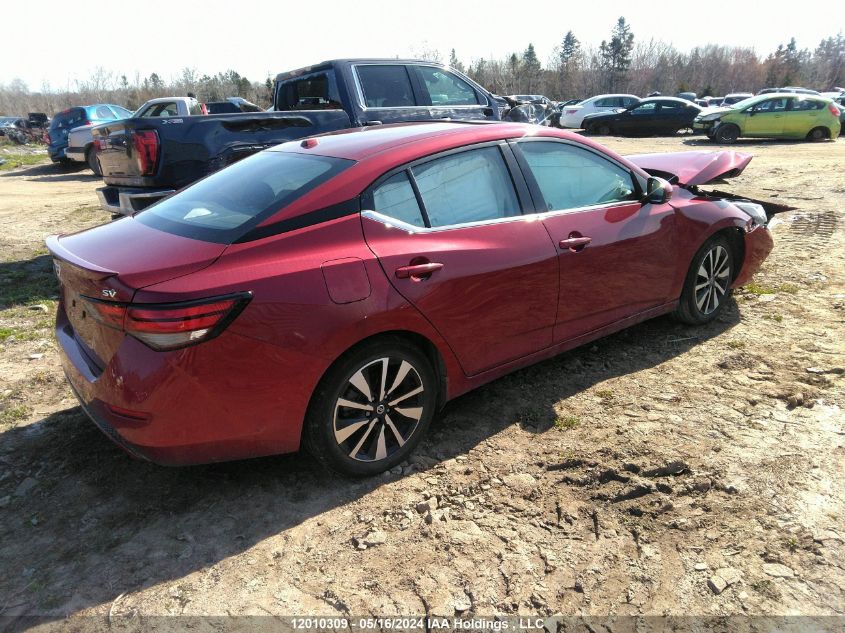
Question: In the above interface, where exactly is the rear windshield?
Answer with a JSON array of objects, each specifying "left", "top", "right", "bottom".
[
  {"left": 135, "top": 151, "right": 353, "bottom": 243},
  {"left": 50, "top": 108, "right": 86, "bottom": 130}
]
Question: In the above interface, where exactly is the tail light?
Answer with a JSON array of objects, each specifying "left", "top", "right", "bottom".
[
  {"left": 82, "top": 293, "right": 251, "bottom": 351},
  {"left": 828, "top": 103, "right": 840, "bottom": 117},
  {"left": 200, "top": 103, "right": 208, "bottom": 115},
  {"left": 132, "top": 130, "right": 160, "bottom": 177}
]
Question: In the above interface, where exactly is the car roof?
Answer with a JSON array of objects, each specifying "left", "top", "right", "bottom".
[
  {"left": 641, "top": 97, "right": 699, "bottom": 105},
  {"left": 269, "top": 120, "right": 626, "bottom": 165}
]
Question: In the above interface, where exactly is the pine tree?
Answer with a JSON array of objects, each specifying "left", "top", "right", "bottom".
[
  {"left": 522, "top": 44, "right": 542, "bottom": 92},
  {"left": 449, "top": 49, "right": 465, "bottom": 73},
  {"left": 599, "top": 17, "right": 635, "bottom": 91},
  {"left": 560, "top": 31, "right": 581, "bottom": 64}
]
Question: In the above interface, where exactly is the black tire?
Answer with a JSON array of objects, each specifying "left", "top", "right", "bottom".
[
  {"left": 714, "top": 124, "right": 740, "bottom": 144},
  {"left": 596, "top": 123, "right": 611, "bottom": 136},
  {"left": 673, "top": 235, "right": 734, "bottom": 325},
  {"left": 806, "top": 126, "right": 829, "bottom": 141},
  {"left": 302, "top": 338, "right": 438, "bottom": 476},
  {"left": 86, "top": 147, "right": 102, "bottom": 176}
]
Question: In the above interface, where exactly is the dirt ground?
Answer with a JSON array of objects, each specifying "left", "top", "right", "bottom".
[{"left": 0, "top": 135, "right": 842, "bottom": 629}]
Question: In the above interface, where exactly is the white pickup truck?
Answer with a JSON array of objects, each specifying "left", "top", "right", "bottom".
[{"left": 66, "top": 97, "right": 202, "bottom": 174}]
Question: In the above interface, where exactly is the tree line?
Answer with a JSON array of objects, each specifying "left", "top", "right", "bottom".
[{"left": 1, "top": 19, "right": 843, "bottom": 116}]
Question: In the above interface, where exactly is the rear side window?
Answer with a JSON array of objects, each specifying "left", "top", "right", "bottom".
[
  {"left": 594, "top": 98, "right": 614, "bottom": 107},
  {"left": 411, "top": 146, "right": 520, "bottom": 227},
  {"left": 95, "top": 106, "right": 115, "bottom": 119},
  {"left": 50, "top": 108, "right": 86, "bottom": 130},
  {"left": 136, "top": 152, "right": 353, "bottom": 243},
  {"left": 518, "top": 141, "right": 636, "bottom": 211},
  {"left": 373, "top": 172, "right": 425, "bottom": 227},
  {"left": 622, "top": 97, "right": 638, "bottom": 107},
  {"left": 790, "top": 99, "right": 824, "bottom": 111},
  {"left": 276, "top": 71, "right": 342, "bottom": 110},
  {"left": 416, "top": 66, "right": 479, "bottom": 106},
  {"left": 356, "top": 65, "right": 415, "bottom": 108}
]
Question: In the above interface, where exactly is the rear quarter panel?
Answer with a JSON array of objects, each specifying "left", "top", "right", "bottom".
[{"left": 132, "top": 215, "right": 465, "bottom": 450}]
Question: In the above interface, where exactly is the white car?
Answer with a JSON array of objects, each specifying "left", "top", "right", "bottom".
[{"left": 558, "top": 94, "right": 640, "bottom": 128}]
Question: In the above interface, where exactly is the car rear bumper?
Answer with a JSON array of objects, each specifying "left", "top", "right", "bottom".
[
  {"left": 55, "top": 300, "right": 314, "bottom": 465},
  {"left": 96, "top": 186, "right": 175, "bottom": 216},
  {"left": 65, "top": 147, "right": 85, "bottom": 163},
  {"left": 733, "top": 225, "right": 774, "bottom": 287}
]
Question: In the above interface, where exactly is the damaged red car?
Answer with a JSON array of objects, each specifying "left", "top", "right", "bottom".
[{"left": 47, "top": 122, "right": 774, "bottom": 475}]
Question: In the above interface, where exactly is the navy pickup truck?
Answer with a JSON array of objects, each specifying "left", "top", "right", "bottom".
[{"left": 93, "top": 59, "right": 501, "bottom": 215}]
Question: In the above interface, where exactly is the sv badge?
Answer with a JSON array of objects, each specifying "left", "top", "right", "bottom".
[{"left": 102, "top": 289, "right": 117, "bottom": 298}]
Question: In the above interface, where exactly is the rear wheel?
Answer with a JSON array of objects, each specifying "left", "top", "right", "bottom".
[
  {"left": 303, "top": 339, "right": 438, "bottom": 476},
  {"left": 673, "top": 235, "right": 734, "bottom": 325},
  {"left": 596, "top": 123, "right": 611, "bottom": 136},
  {"left": 714, "top": 124, "right": 740, "bottom": 144},
  {"left": 806, "top": 126, "right": 829, "bottom": 141},
  {"left": 86, "top": 147, "right": 102, "bottom": 176}
]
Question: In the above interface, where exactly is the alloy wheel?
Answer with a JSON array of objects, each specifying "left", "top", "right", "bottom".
[
  {"left": 333, "top": 357, "right": 425, "bottom": 462},
  {"left": 694, "top": 245, "right": 731, "bottom": 315}
]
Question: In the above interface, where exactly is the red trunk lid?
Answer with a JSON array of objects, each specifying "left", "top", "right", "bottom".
[{"left": 47, "top": 218, "right": 226, "bottom": 367}]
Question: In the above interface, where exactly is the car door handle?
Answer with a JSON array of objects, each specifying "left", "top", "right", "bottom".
[
  {"left": 559, "top": 236, "right": 592, "bottom": 251},
  {"left": 395, "top": 262, "right": 444, "bottom": 279}
]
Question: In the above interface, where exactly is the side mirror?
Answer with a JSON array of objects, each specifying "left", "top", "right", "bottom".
[
  {"left": 644, "top": 176, "right": 673, "bottom": 205},
  {"left": 746, "top": 108, "right": 755, "bottom": 116}
]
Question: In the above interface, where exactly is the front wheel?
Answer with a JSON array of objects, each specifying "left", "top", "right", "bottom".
[
  {"left": 714, "top": 124, "right": 740, "bottom": 144},
  {"left": 303, "top": 339, "right": 438, "bottom": 476},
  {"left": 674, "top": 235, "right": 734, "bottom": 325}
]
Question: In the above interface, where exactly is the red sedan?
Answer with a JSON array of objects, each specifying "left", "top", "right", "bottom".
[{"left": 47, "top": 122, "right": 773, "bottom": 475}]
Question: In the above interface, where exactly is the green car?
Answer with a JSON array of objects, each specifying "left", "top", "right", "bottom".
[{"left": 694, "top": 93, "right": 841, "bottom": 143}]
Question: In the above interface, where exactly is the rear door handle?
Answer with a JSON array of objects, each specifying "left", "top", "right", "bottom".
[
  {"left": 559, "top": 236, "right": 592, "bottom": 251},
  {"left": 395, "top": 262, "right": 444, "bottom": 279}
]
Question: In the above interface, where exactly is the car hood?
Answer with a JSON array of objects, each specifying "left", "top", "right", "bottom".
[
  {"left": 627, "top": 150, "right": 752, "bottom": 186},
  {"left": 697, "top": 106, "right": 735, "bottom": 117}
]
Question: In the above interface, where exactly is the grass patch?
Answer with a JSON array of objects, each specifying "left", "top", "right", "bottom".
[
  {"left": 743, "top": 282, "right": 800, "bottom": 296},
  {"left": 0, "top": 148, "right": 49, "bottom": 171},
  {"left": 1, "top": 404, "right": 30, "bottom": 424},
  {"left": 554, "top": 415, "right": 581, "bottom": 431},
  {"left": 726, "top": 340, "right": 746, "bottom": 349},
  {"left": 763, "top": 313, "right": 784, "bottom": 323},
  {"left": 0, "top": 327, "right": 13, "bottom": 341}
]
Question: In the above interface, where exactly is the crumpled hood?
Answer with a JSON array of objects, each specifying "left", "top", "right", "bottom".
[{"left": 627, "top": 150, "right": 752, "bottom": 186}]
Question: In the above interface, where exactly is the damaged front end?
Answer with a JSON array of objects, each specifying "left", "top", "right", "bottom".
[{"left": 628, "top": 150, "right": 796, "bottom": 224}]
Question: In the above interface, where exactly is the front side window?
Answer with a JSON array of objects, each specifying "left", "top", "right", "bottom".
[
  {"left": 356, "top": 65, "right": 415, "bottom": 108},
  {"left": 95, "top": 106, "right": 114, "bottom": 120},
  {"left": 416, "top": 66, "right": 479, "bottom": 106},
  {"left": 372, "top": 172, "right": 425, "bottom": 227},
  {"left": 753, "top": 98, "right": 788, "bottom": 113},
  {"left": 136, "top": 151, "right": 353, "bottom": 243},
  {"left": 594, "top": 98, "right": 614, "bottom": 108},
  {"left": 411, "top": 146, "right": 520, "bottom": 227},
  {"left": 518, "top": 141, "right": 637, "bottom": 211}
]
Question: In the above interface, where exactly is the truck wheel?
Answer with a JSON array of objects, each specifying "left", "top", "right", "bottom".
[
  {"left": 86, "top": 147, "right": 102, "bottom": 176},
  {"left": 714, "top": 124, "right": 740, "bottom": 144}
]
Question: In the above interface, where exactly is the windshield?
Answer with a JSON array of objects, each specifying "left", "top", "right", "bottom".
[{"left": 135, "top": 151, "right": 354, "bottom": 243}]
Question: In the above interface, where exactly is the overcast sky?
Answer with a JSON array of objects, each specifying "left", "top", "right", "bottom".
[{"left": 2, "top": 1, "right": 838, "bottom": 89}]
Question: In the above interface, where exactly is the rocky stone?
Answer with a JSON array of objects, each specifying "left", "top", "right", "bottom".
[
  {"left": 14, "top": 477, "right": 37, "bottom": 497},
  {"left": 451, "top": 592, "right": 471, "bottom": 613},
  {"left": 502, "top": 473, "right": 537, "bottom": 494},
  {"left": 0, "top": 495, "right": 10, "bottom": 508},
  {"left": 762, "top": 563, "right": 794, "bottom": 578},
  {"left": 27, "top": 353, "right": 44, "bottom": 361},
  {"left": 642, "top": 460, "right": 689, "bottom": 477},
  {"left": 708, "top": 576, "right": 728, "bottom": 595},
  {"left": 416, "top": 498, "right": 438, "bottom": 514},
  {"left": 28, "top": 304, "right": 48, "bottom": 313},
  {"left": 362, "top": 530, "right": 387, "bottom": 546},
  {"left": 694, "top": 562, "right": 708, "bottom": 571}
]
